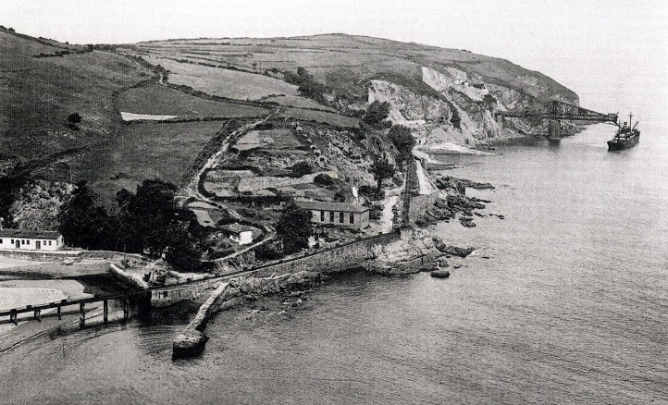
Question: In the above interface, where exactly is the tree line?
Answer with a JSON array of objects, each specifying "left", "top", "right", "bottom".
[{"left": 58, "top": 179, "right": 209, "bottom": 272}]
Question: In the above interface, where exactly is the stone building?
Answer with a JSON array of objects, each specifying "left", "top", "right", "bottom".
[{"left": 295, "top": 200, "right": 369, "bottom": 230}]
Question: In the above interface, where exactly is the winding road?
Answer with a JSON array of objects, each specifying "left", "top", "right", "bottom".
[{"left": 181, "top": 110, "right": 282, "bottom": 267}]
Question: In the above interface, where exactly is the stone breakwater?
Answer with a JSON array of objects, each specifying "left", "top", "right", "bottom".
[{"left": 173, "top": 271, "right": 322, "bottom": 358}]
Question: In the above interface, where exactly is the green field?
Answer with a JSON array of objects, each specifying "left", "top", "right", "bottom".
[
  {"left": 66, "top": 121, "right": 226, "bottom": 205},
  {"left": 117, "top": 85, "right": 269, "bottom": 119},
  {"left": 0, "top": 29, "right": 151, "bottom": 163},
  {"left": 262, "top": 95, "right": 337, "bottom": 112},
  {"left": 279, "top": 108, "right": 359, "bottom": 128},
  {"left": 142, "top": 56, "right": 299, "bottom": 100}
]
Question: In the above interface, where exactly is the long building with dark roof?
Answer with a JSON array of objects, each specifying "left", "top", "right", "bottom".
[
  {"left": 295, "top": 200, "right": 369, "bottom": 230},
  {"left": 0, "top": 229, "right": 64, "bottom": 251}
]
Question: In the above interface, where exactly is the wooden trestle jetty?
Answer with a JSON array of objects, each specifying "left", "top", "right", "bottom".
[{"left": 0, "top": 291, "right": 148, "bottom": 328}]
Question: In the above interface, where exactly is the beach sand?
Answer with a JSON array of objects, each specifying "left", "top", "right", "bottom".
[
  {"left": 0, "top": 280, "right": 94, "bottom": 338},
  {"left": 0, "top": 257, "right": 47, "bottom": 269}
]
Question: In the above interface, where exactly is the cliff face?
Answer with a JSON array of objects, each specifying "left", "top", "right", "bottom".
[
  {"left": 367, "top": 64, "right": 578, "bottom": 146},
  {"left": 136, "top": 33, "right": 580, "bottom": 147}
]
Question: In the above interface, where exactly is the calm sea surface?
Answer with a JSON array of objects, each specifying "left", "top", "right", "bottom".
[{"left": 1, "top": 123, "right": 667, "bottom": 404}]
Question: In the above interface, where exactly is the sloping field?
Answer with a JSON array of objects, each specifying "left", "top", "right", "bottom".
[
  {"left": 69, "top": 121, "right": 225, "bottom": 206},
  {"left": 279, "top": 108, "right": 358, "bottom": 128},
  {"left": 117, "top": 85, "right": 269, "bottom": 119},
  {"left": 142, "top": 56, "right": 299, "bottom": 100},
  {"left": 138, "top": 33, "right": 578, "bottom": 104},
  {"left": 0, "top": 29, "right": 151, "bottom": 163},
  {"left": 262, "top": 94, "right": 337, "bottom": 112}
]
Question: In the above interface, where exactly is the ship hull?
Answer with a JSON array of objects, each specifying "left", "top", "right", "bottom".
[{"left": 607, "top": 134, "right": 640, "bottom": 151}]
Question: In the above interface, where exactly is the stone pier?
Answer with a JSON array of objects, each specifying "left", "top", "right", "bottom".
[{"left": 173, "top": 282, "right": 229, "bottom": 358}]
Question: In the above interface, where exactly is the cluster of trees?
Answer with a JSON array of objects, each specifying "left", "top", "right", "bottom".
[
  {"left": 370, "top": 152, "right": 396, "bottom": 193},
  {"left": 290, "top": 161, "right": 313, "bottom": 177},
  {"left": 58, "top": 179, "right": 209, "bottom": 272},
  {"left": 362, "top": 101, "right": 391, "bottom": 127},
  {"left": 387, "top": 125, "right": 416, "bottom": 167},
  {"left": 284, "top": 67, "right": 329, "bottom": 104},
  {"left": 254, "top": 201, "right": 313, "bottom": 260}
]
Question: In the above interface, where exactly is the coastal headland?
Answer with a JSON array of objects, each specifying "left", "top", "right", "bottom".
[{"left": 0, "top": 26, "right": 579, "bottom": 357}]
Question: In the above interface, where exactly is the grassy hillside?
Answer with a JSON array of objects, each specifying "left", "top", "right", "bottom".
[
  {"left": 117, "top": 85, "right": 269, "bottom": 120},
  {"left": 1, "top": 28, "right": 582, "bottom": 217},
  {"left": 0, "top": 27, "right": 151, "bottom": 165},
  {"left": 137, "top": 33, "right": 579, "bottom": 104}
]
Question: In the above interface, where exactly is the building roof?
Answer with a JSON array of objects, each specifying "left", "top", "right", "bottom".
[
  {"left": 220, "top": 223, "right": 256, "bottom": 235},
  {"left": 295, "top": 200, "right": 369, "bottom": 213},
  {"left": 0, "top": 229, "right": 61, "bottom": 240}
]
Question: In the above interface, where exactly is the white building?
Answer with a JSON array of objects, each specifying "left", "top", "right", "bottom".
[
  {"left": 220, "top": 224, "right": 255, "bottom": 245},
  {"left": 0, "top": 229, "right": 64, "bottom": 251}
]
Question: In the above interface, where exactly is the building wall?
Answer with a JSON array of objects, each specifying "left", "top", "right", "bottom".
[
  {"left": 0, "top": 235, "right": 63, "bottom": 251},
  {"left": 231, "top": 231, "right": 253, "bottom": 245},
  {"left": 309, "top": 209, "right": 369, "bottom": 230}
]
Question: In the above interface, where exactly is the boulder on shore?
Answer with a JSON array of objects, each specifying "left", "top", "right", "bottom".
[
  {"left": 419, "top": 265, "right": 439, "bottom": 273},
  {"left": 432, "top": 237, "right": 475, "bottom": 257},
  {"left": 430, "top": 269, "right": 451, "bottom": 279},
  {"left": 173, "top": 330, "right": 209, "bottom": 359}
]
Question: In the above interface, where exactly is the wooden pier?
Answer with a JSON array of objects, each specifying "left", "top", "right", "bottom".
[{"left": 0, "top": 291, "right": 147, "bottom": 328}]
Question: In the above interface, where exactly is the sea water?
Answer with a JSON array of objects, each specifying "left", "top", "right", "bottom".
[{"left": 0, "top": 123, "right": 667, "bottom": 404}]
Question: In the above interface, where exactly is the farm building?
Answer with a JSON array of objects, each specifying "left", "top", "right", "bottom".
[
  {"left": 220, "top": 223, "right": 256, "bottom": 245},
  {"left": 295, "top": 200, "right": 369, "bottom": 230},
  {"left": 0, "top": 229, "right": 64, "bottom": 251}
]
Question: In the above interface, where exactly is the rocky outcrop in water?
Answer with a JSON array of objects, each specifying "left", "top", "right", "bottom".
[
  {"left": 434, "top": 175, "right": 495, "bottom": 194},
  {"left": 432, "top": 236, "right": 475, "bottom": 257}
]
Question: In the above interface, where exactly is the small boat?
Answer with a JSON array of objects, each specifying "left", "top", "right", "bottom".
[{"left": 608, "top": 113, "right": 640, "bottom": 151}]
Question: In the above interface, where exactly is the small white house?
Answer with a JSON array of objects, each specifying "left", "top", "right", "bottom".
[
  {"left": 0, "top": 229, "right": 64, "bottom": 251},
  {"left": 220, "top": 224, "right": 255, "bottom": 245}
]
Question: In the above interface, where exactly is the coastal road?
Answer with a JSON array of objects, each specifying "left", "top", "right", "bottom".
[{"left": 415, "top": 159, "right": 437, "bottom": 195}]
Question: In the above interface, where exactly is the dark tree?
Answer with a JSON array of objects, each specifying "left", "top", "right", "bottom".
[
  {"left": 163, "top": 224, "right": 206, "bottom": 272},
  {"left": 370, "top": 153, "right": 396, "bottom": 193},
  {"left": 291, "top": 161, "right": 313, "bottom": 177},
  {"left": 363, "top": 101, "right": 390, "bottom": 126},
  {"left": 123, "top": 179, "right": 178, "bottom": 257},
  {"left": 314, "top": 173, "right": 334, "bottom": 186},
  {"left": 388, "top": 125, "right": 416, "bottom": 166},
  {"left": 58, "top": 181, "right": 111, "bottom": 249},
  {"left": 67, "top": 112, "right": 82, "bottom": 129},
  {"left": 296, "top": 67, "right": 311, "bottom": 79},
  {"left": 276, "top": 202, "right": 312, "bottom": 254}
]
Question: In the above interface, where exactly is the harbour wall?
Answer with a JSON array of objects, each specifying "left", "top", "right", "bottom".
[
  {"left": 246, "top": 231, "right": 400, "bottom": 278},
  {"left": 408, "top": 191, "right": 439, "bottom": 222}
]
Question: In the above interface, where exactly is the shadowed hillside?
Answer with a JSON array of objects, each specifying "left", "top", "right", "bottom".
[{"left": 0, "top": 27, "right": 151, "bottom": 169}]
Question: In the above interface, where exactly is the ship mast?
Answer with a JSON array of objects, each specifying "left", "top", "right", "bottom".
[{"left": 629, "top": 112, "right": 633, "bottom": 129}]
